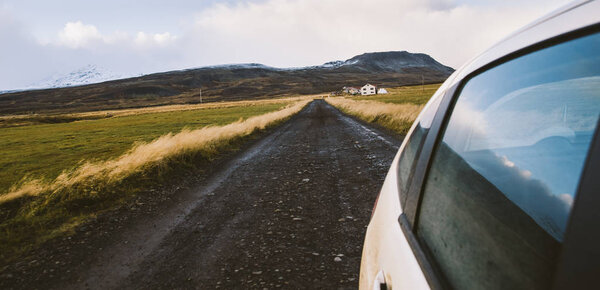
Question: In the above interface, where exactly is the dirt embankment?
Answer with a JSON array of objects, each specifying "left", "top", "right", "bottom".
[{"left": 0, "top": 100, "right": 401, "bottom": 289}]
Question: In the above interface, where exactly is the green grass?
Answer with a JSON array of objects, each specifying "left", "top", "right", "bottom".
[
  {"left": 0, "top": 100, "right": 302, "bottom": 264},
  {"left": 0, "top": 103, "right": 288, "bottom": 194},
  {"left": 352, "top": 83, "right": 441, "bottom": 105}
]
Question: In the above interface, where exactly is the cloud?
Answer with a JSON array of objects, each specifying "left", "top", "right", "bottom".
[
  {"left": 0, "top": 0, "right": 572, "bottom": 90},
  {"left": 134, "top": 31, "right": 177, "bottom": 47},
  {"left": 187, "top": 0, "right": 570, "bottom": 68},
  {"left": 57, "top": 21, "right": 103, "bottom": 48},
  {"left": 0, "top": 13, "right": 182, "bottom": 89},
  {"left": 0, "top": 8, "right": 57, "bottom": 89},
  {"left": 458, "top": 146, "right": 574, "bottom": 241},
  {"left": 56, "top": 21, "right": 177, "bottom": 49}
]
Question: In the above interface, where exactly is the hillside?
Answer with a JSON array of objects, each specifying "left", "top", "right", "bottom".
[{"left": 0, "top": 51, "right": 453, "bottom": 115}]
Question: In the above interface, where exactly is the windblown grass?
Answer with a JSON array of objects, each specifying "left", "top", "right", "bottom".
[
  {"left": 0, "top": 101, "right": 297, "bottom": 193},
  {"left": 328, "top": 83, "right": 440, "bottom": 134},
  {"left": 1, "top": 100, "right": 308, "bottom": 204},
  {"left": 326, "top": 97, "right": 423, "bottom": 135},
  {"left": 0, "top": 100, "right": 309, "bottom": 262}
]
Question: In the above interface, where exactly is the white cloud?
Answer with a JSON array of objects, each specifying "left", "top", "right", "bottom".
[
  {"left": 56, "top": 21, "right": 177, "bottom": 49},
  {"left": 134, "top": 31, "right": 177, "bottom": 47},
  {"left": 0, "top": 14, "right": 182, "bottom": 90},
  {"left": 558, "top": 193, "right": 574, "bottom": 207},
  {"left": 57, "top": 21, "right": 102, "bottom": 48}
]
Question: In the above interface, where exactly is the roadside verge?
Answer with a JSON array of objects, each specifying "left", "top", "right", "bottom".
[
  {"left": 325, "top": 97, "right": 423, "bottom": 135},
  {"left": 0, "top": 99, "right": 310, "bottom": 265}
]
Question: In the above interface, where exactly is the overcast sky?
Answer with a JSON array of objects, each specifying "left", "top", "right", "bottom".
[{"left": 0, "top": 0, "right": 572, "bottom": 90}]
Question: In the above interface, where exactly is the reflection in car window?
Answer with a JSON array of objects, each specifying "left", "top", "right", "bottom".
[
  {"left": 416, "top": 32, "right": 600, "bottom": 290},
  {"left": 397, "top": 94, "right": 442, "bottom": 206}
]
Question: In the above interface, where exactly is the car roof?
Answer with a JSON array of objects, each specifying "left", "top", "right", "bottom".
[{"left": 443, "top": 0, "right": 600, "bottom": 89}]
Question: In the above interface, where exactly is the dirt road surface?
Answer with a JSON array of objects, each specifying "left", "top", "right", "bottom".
[{"left": 1, "top": 100, "right": 401, "bottom": 289}]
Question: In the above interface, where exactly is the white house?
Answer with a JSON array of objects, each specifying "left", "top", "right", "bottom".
[
  {"left": 377, "top": 88, "right": 388, "bottom": 94},
  {"left": 361, "top": 83, "right": 376, "bottom": 96}
]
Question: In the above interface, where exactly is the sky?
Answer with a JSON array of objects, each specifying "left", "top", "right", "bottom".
[{"left": 0, "top": 0, "right": 573, "bottom": 90}]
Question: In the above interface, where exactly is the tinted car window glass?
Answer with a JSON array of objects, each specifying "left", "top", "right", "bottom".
[
  {"left": 397, "top": 94, "right": 442, "bottom": 206},
  {"left": 417, "top": 32, "right": 600, "bottom": 290}
]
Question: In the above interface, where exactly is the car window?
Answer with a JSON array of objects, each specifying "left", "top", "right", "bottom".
[
  {"left": 416, "top": 32, "right": 600, "bottom": 290},
  {"left": 396, "top": 93, "right": 442, "bottom": 206}
]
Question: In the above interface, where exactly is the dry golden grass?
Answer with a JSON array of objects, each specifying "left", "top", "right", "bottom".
[
  {"left": 0, "top": 99, "right": 310, "bottom": 263},
  {"left": 1, "top": 100, "right": 310, "bottom": 205},
  {"left": 326, "top": 97, "right": 423, "bottom": 134}
]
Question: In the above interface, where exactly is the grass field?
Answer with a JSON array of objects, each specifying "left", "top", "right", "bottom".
[
  {"left": 0, "top": 101, "right": 293, "bottom": 194},
  {"left": 0, "top": 97, "right": 311, "bottom": 128},
  {"left": 0, "top": 98, "right": 308, "bottom": 262},
  {"left": 327, "top": 83, "right": 441, "bottom": 134},
  {"left": 352, "top": 83, "right": 441, "bottom": 104}
]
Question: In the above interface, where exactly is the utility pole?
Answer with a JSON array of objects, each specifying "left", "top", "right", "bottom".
[
  {"left": 421, "top": 75, "right": 424, "bottom": 93},
  {"left": 199, "top": 87, "right": 202, "bottom": 104}
]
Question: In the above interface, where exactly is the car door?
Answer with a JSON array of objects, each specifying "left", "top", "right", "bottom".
[{"left": 399, "top": 27, "right": 600, "bottom": 289}]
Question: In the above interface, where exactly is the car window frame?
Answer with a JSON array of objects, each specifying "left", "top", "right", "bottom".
[
  {"left": 553, "top": 118, "right": 600, "bottom": 289},
  {"left": 397, "top": 23, "right": 600, "bottom": 289},
  {"left": 397, "top": 84, "right": 458, "bottom": 290}
]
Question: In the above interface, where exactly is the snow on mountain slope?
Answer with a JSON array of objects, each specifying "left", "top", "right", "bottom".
[
  {"left": 33, "top": 65, "right": 133, "bottom": 89},
  {"left": 0, "top": 65, "right": 135, "bottom": 94}
]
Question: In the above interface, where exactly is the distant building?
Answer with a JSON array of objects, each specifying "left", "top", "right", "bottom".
[
  {"left": 361, "top": 83, "right": 376, "bottom": 95},
  {"left": 377, "top": 88, "right": 388, "bottom": 94},
  {"left": 343, "top": 86, "right": 360, "bottom": 95}
]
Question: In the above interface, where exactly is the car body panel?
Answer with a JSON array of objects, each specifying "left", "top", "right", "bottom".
[
  {"left": 359, "top": 88, "right": 447, "bottom": 290},
  {"left": 359, "top": 149, "right": 428, "bottom": 289},
  {"left": 359, "top": 1, "right": 600, "bottom": 289}
]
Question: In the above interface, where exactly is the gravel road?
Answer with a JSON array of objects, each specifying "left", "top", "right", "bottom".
[{"left": 1, "top": 99, "right": 401, "bottom": 289}]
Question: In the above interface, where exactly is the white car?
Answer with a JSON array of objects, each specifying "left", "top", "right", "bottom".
[{"left": 360, "top": 1, "right": 600, "bottom": 289}]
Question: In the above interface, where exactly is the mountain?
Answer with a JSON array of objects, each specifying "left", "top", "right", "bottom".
[
  {"left": 342, "top": 51, "right": 454, "bottom": 73},
  {"left": 0, "top": 51, "right": 454, "bottom": 115},
  {"left": 30, "top": 65, "right": 132, "bottom": 90}
]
